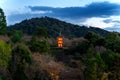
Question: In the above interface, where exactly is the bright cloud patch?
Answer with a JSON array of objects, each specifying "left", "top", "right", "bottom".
[
  {"left": 81, "top": 17, "right": 115, "bottom": 28},
  {"left": 81, "top": 16, "right": 120, "bottom": 30},
  {"left": 4, "top": 1, "right": 120, "bottom": 32}
]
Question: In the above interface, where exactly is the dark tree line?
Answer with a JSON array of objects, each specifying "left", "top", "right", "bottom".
[
  {"left": 8, "top": 17, "right": 109, "bottom": 38},
  {"left": 0, "top": 8, "right": 7, "bottom": 35},
  {"left": 0, "top": 8, "right": 120, "bottom": 80}
]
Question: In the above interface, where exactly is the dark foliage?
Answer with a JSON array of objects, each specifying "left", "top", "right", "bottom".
[
  {"left": 0, "top": 10, "right": 120, "bottom": 80},
  {"left": 0, "top": 8, "right": 7, "bottom": 35},
  {"left": 10, "top": 30, "right": 23, "bottom": 43},
  {"left": 9, "top": 43, "right": 32, "bottom": 80},
  {"left": 8, "top": 17, "right": 109, "bottom": 38},
  {"left": 29, "top": 37, "right": 50, "bottom": 53},
  {"left": 34, "top": 27, "right": 48, "bottom": 38}
]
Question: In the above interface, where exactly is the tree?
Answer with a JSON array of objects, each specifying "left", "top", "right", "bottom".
[
  {"left": 9, "top": 43, "right": 32, "bottom": 80},
  {"left": 85, "top": 46, "right": 98, "bottom": 80},
  {"left": 101, "top": 50, "right": 120, "bottom": 80},
  {"left": 10, "top": 30, "right": 23, "bottom": 43},
  {"left": 109, "top": 53, "right": 120, "bottom": 80},
  {"left": 75, "top": 40, "right": 90, "bottom": 54},
  {"left": 0, "top": 40, "right": 11, "bottom": 68},
  {"left": 84, "top": 32, "right": 102, "bottom": 45},
  {"left": 95, "top": 53, "right": 107, "bottom": 79},
  {"left": 105, "top": 32, "right": 120, "bottom": 53},
  {"left": 35, "top": 27, "right": 48, "bottom": 38},
  {"left": 0, "top": 8, "right": 7, "bottom": 35},
  {"left": 29, "top": 37, "right": 50, "bottom": 53},
  {"left": 0, "top": 40, "right": 12, "bottom": 80}
]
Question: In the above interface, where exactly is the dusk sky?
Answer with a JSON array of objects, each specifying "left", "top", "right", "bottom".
[{"left": 0, "top": 0, "right": 120, "bottom": 32}]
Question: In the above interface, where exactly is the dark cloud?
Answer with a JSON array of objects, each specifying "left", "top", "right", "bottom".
[
  {"left": 7, "top": 12, "right": 52, "bottom": 25},
  {"left": 112, "top": 20, "right": 120, "bottom": 23},
  {"left": 103, "top": 19, "right": 120, "bottom": 23},
  {"left": 104, "top": 27, "right": 120, "bottom": 32},
  {"left": 29, "top": 2, "right": 120, "bottom": 18},
  {"left": 7, "top": 2, "right": 120, "bottom": 25},
  {"left": 103, "top": 19, "right": 112, "bottom": 23},
  {"left": 104, "top": 21, "right": 120, "bottom": 32}
]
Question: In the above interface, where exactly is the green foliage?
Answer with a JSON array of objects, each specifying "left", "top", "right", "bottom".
[
  {"left": 101, "top": 50, "right": 115, "bottom": 69},
  {"left": 0, "top": 76, "right": 3, "bottom": 80},
  {"left": 30, "top": 37, "right": 50, "bottom": 53},
  {"left": 0, "top": 8, "right": 7, "bottom": 35},
  {"left": 8, "top": 17, "right": 109, "bottom": 38},
  {"left": 105, "top": 32, "right": 120, "bottom": 53},
  {"left": 9, "top": 43, "right": 32, "bottom": 80},
  {"left": 108, "top": 53, "right": 120, "bottom": 80},
  {"left": 13, "top": 43, "right": 32, "bottom": 64},
  {"left": 101, "top": 50, "right": 120, "bottom": 80},
  {"left": 84, "top": 32, "right": 103, "bottom": 46},
  {"left": 95, "top": 53, "right": 107, "bottom": 79},
  {"left": 10, "top": 30, "right": 23, "bottom": 43},
  {"left": 95, "top": 53, "right": 107, "bottom": 70},
  {"left": 0, "top": 40, "right": 11, "bottom": 68},
  {"left": 85, "top": 46, "right": 108, "bottom": 80},
  {"left": 0, "top": 14, "right": 119, "bottom": 80},
  {"left": 35, "top": 27, "right": 48, "bottom": 38},
  {"left": 85, "top": 46, "right": 98, "bottom": 80},
  {"left": 95, "top": 37, "right": 105, "bottom": 46},
  {"left": 0, "top": 78, "right": 2, "bottom": 80},
  {"left": 75, "top": 40, "right": 90, "bottom": 54}
]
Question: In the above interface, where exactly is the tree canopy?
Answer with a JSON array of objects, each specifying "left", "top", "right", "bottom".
[
  {"left": 0, "top": 40, "right": 11, "bottom": 68},
  {"left": 8, "top": 17, "right": 109, "bottom": 38},
  {"left": 0, "top": 8, "right": 7, "bottom": 35}
]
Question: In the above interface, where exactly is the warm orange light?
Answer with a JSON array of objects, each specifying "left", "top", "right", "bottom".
[
  {"left": 58, "top": 38, "right": 63, "bottom": 41},
  {"left": 58, "top": 43, "right": 63, "bottom": 48},
  {"left": 57, "top": 37, "right": 63, "bottom": 48}
]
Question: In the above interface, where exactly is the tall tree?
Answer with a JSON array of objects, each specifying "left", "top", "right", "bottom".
[
  {"left": 35, "top": 27, "right": 48, "bottom": 38},
  {"left": 85, "top": 46, "right": 98, "bottom": 80},
  {"left": 0, "top": 40, "right": 11, "bottom": 68},
  {"left": 0, "top": 8, "right": 7, "bottom": 35},
  {"left": 0, "top": 40, "right": 12, "bottom": 80},
  {"left": 105, "top": 32, "right": 120, "bottom": 53},
  {"left": 9, "top": 43, "right": 32, "bottom": 80}
]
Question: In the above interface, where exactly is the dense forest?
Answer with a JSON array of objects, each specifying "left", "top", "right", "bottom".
[
  {"left": 8, "top": 17, "right": 109, "bottom": 38},
  {"left": 0, "top": 8, "right": 120, "bottom": 80}
]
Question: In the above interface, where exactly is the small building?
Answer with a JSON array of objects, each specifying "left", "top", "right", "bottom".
[{"left": 57, "top": 37, "right": 63, "bottom": 48}]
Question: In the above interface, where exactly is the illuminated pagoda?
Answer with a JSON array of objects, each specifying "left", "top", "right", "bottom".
[{"left": 57, "top": 32, "right": 63, "bottom": 48}]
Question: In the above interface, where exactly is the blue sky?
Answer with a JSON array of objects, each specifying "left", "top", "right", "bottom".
[{"left": 0, "top": 0, "right": 120, "bottom": 32}]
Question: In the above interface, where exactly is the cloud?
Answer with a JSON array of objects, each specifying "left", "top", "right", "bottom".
[
  {"left": 7, "top": 7, "right": 53, "bottom": 25},
  {"left": 104, "top": 27, "right": 120, "bottom": 32},
  {"left": 28, "top": 2, "right": 120, "bottom": 19},
  {"left": 81, "top": 17, "right": 115, "bottom": 28},
  {"left": 7, "top": 13, "right": 50, "bottom": 25},
  {"left": 7, "top": 2, "right": 120, "bottom": 27},
  {"left": 104, "top": 19, "right": 120, "bottom": 23},
  {"left": 103, "top": 19, "right": 113, "bottom": 23},
  {"left": 103, "top": 16, "right": 120, "bottom": 32}
]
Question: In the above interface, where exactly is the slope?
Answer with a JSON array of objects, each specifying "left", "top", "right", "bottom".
[{"left": 8, "top": 16, "right": 109, "bottom": 38}]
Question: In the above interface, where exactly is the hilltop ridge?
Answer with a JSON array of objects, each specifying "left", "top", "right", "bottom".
[{"left": 8, "top": 17, "right": 109, "bottom": 38}]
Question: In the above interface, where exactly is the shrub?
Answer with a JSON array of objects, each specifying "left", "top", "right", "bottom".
[
  {"left": 9, "top": 43, "right": 32, "bottom": 80},
  {"left": 0, "top": 8, "right": 7, "bottom": 35},
  {"left": 85, "top": 46, "right": 98, "bottom": 80},
  {"left": 0, "top": 40, "right": 12, "bottom": 80},
  {"left": 105, "top": 32, "right": 120, "bottom": 53},
  {"left": 10, "top": 30, "right": 23, "bottom": 43},
  {"left": 75, "top": 40, "right": 89, "bottom": 54},
  {"left": 30, "top": 37, "right": 50, "bottom": 53},
  {"left": 0, "top": 40, "right": 11, "bottom": 68}
]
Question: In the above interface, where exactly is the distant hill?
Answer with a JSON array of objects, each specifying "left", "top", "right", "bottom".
[{"left": 8, "top": 17, "right": 109, "bottom": 38}]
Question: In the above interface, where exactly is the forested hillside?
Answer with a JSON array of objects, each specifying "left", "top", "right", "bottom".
[
  {"left": 0, "top": 8, "right": 120, "bottom": 80},
  {"left": 8, "top": 17, "right": 109, "bottom": 38}
]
